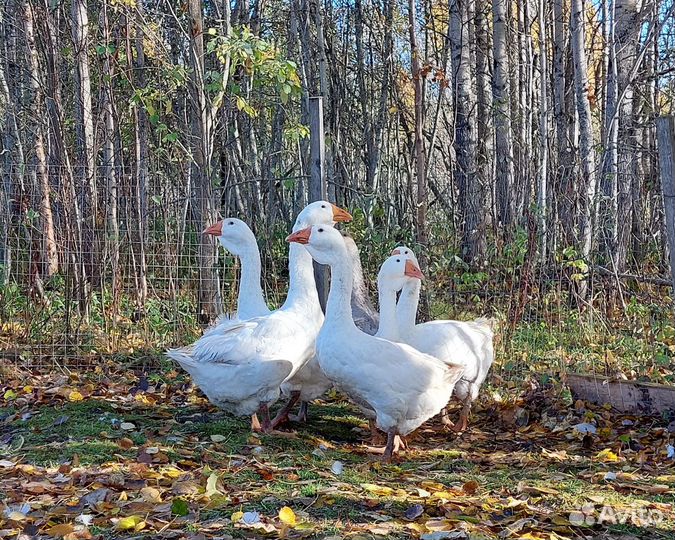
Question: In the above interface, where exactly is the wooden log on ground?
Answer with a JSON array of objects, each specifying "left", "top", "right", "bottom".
[{"left": 567, "top": 373, "right": 675, "bottom": 414}]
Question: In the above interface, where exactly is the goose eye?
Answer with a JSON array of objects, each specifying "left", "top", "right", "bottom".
[
  {"left": 318, "top": 228, "right": 324, "bottom": 232},
  {"left": 321, "top": 204, "right": 326, "bottom": 208},
  {"left": 229, "top": 221, "right": 234, "bottom": 225},
  {"left": 396, "top": 259, "right": 400, "bottom": 263}
]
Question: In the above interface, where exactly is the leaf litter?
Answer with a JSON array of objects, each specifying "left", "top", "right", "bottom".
[{"left": 0, "top": 365, "right": 673, "bottom": 539}]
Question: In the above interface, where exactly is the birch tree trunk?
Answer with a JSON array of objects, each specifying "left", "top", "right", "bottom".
[
  {"left": 614, "top": 0, "right": 642, "bottom": 271},
  {"left": 570, "top": 0, "right": 597, "bottom": 298},
  {"left": 537, "top": 0, "right": 548, "bottom": 260},
  {"left": 294, "top": 0, "right": 314, "bottom": 211},
  {"left": 553, "top": 0, "right": 575, "bottom": 247},
  {"left": 475, "top": 0, "right": 493, "bottom": 236},
  {"left": 133, "top": 4, "right": 149, "bottom": 310},
  {"left": 408, "top": 0, "right": 428, "bottom": 269},
  {"left": 71, "top": 0, "right": 96, "bottom": 302},
  {"left": 366, "top": 0, "right": 393, "bottom": 197},
  {"left": 38, "top": 0, "right": 82, "bottom": 301},
  {"left": 493, "top": 0, "right": 514, "bottom": 238},
  {"left": 451, "top": 0, "right": 483, "bottom": 261},
  {"left": 187, "top": 0, "right": 221, "bottom": 322},
  {"left": 0, "top": 3, "right": 18, "bottom": 285},
  {"left": 570, "top": 0, "right": 597, "bottom": 260},
  {"left": 515, "top": 0, "right": 533, "bottom": 222},
  {"left": 23, "top": 0, "right": 58, "bottom": 277},
  {"left": 601, "top": 0, "right": 619, "bottom": 260},
  {"left": 101, "top": 0, "right": 120, "bottom": 304},
  {"left": 355, "top": 0, "right": 370, "bottom": 194}
]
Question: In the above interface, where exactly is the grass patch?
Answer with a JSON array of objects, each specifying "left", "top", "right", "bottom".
[{"left": 1, "top": 367, "right": 673, "bottom": 539}]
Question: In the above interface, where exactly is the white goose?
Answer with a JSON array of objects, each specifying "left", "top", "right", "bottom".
[
  {"left": 287, "top": 225, "right": 463, "bottom": 460},
  {"left": 202, "top": 218, "right": 270, "bottom": 324},
  {"left": 166, "top": 202, "right": 352, "bottom": 432},
  {"left": 264, "top": 231, "right": 380, "bottom": 426},
  {"left": 389, "top": 246, "right": 495, "bottom": 432},
  {"left": 342, "top": 232, "right": 379, "bottom": 335},
  {"left": 375, "top": 254, "right": 424, "bottom": 341}
]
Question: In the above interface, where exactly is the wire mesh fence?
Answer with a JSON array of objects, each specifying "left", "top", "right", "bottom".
[{"left": 1, "top": 164, "right": 673, "bottom": 385}]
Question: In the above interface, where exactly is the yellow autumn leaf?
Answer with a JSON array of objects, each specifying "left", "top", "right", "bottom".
[
  {"left": 419, "top": 481, "right": 445, "bottom": 491},
  {"left": 231, "top": 510, "right": 244, "bottom": 523},
  {"left": 116, "top": 515, "right": 144, "bottom": 530},
  {"left": 656, "top": 475, "right": 675, "bottom": 485},
  {"left": 46, "top": 523, "right": 75, "bottom": 537},
  {"left": 595, "top": 448, "right": 620, "bottom": 462},
  {"left": 360, "top": 483, "right": 394, "bottom": 496},
  {"left": 160, "top": 466, "right": 183, "bottom": 478},
  {"left": 429, "top": 491, "right": 456, "bottom": 501},
  {"left": 23, "top": 386, "right": 33, "bottom": 393},
  {"left": 68, "top": 390, "right": 84, "bottom": 402},
  {"left": 278, "top": 506, "right": 296, "bottom": 527},
  {"left": 135, "top": 394, "right": 153, "bottom": 405}
]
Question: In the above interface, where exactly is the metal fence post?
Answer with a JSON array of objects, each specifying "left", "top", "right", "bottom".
[
  {"left": 309, "top": 97, "right": 328, "bottom": 312},
  {"left": 656, "top": 115, "right": 675, "bottom": 304}
]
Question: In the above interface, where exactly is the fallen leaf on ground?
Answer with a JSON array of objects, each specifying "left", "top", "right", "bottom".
[
  {"left": 171, "top": 498, "right": 189, "bottom": 516},
  {"left": 140, "top": 486, "right": 162, "bottom": 502},
  {"left": 115, "top": 515, "right": 144, "bottom": 531},
  {"left": 517, "top": 482, "right": 560, "bottom": 496},
  {"left": 595, "top": 448, "right": 620, "bottom": 462},
  {"left": 118, "top": 437, "right": 134, "bottom": 450},
  {"left": 46, "top": 523, "right": 75, "bottom": 537},
  {"left": 462, "top": 480, "right": 479, "bottom": 494},
  {"left": 360, "top": 483, "right": 394, "bottom": 496},
  {"left": 403, "top": 504, "right": 424, "bottom": 521},
  {"left": 205, "top": 472, "right": 221, "bottom": 498},
  {"left": 278, "top": 506, "right": 296, "bottom": 527}
]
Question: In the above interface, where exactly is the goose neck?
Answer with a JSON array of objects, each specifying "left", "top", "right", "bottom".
[
  {"left": 397, "top": 279, "right": 420, "bottom": 334},
  {"left": 283, "top": 243, "right": 322, "bottom": 315},
  {"left": 236, "top": 245, "right": 267, "bottom": 316},
  {"left": 325, "top": 257, "right": 356, "bottom": 328},
  {"left": 376, "top": 283, "right": 399, "bottom": 341}
]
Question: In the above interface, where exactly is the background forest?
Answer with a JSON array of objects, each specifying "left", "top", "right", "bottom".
[
  {"left": 3, "top": 3, "right": 675, "bottom": 537},
  {"left": 1, "top": 0, "right": 675, "bottom": 380}
]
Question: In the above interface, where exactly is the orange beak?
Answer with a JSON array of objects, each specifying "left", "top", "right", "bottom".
[
  {"left": 331, "top": 204, "right": 352, "bottom": 223},
  {"left": 286, "top": 227, "right": 312, "bottom": 245},
  {"left": 203, "top": 221, "right": 223, "bottom": 236},
  {"left": 391, "top": 248, "right": 401, "bottom": 255},
  {"left": 404, "top": 259, "right": 424, "bottom": 280}
]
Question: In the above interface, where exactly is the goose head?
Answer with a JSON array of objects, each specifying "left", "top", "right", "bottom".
[
  {"left": 203, "top": 218, "right": 257, "bottom": 256},
  {"left": 378, "top": 253, "right": 424, "bottom": 294},
  {"left": 391, "top": 245, "right": 420, "bottom": 267},
  {"left": 294, "top": 201, "right": 352, "bottom": 230},
  {"left": 286, "top": 224, "right": 345, "bottom": 266}
]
